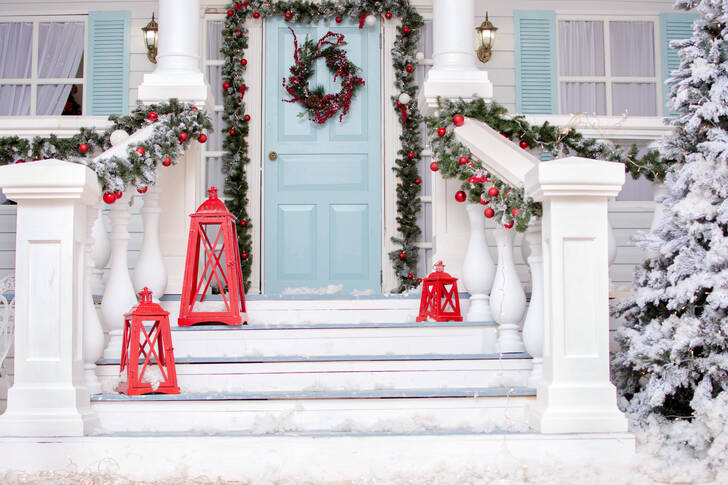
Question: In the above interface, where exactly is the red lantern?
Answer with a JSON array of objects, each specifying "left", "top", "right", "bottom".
[
  {"left": 178, "top": 186, "right": 247, "bottom": 326},
  {"left": 416, "top": 261, "right": 463, "bottom": 323},
  {"left": 117, "top": 287, "right": 180, "bottom": 396}
]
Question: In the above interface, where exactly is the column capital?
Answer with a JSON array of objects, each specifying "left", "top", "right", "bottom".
[
  {"left": 525, "top": 157, "right": 625, "bottom": 201},
  {"left": 0, "top": 159, "right": 100, "bottom": 205}
]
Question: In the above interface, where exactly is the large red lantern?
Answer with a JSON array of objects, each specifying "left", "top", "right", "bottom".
[
  {"left": 178, "top": 186, "right": 246, "bottom": 326},
  {"left": 416, "top": 261, "right": 463, "bottom": 322},
  {"left": 117, "top": 287, "right": 180, "bottom": 396}
]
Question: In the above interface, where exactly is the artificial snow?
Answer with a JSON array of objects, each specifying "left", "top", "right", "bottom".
[{"left": 281, "top": 284, "right": 344, "bottom": 295}]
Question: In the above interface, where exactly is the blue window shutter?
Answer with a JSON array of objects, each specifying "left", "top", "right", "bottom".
[
  {"left": 87, "top": 11, "right": 130, "bottom": 115},
  {"left": 515, "top": 10, "right": 557, "bottom": 114},
  {"left": 660, "top": 12, "right": 697, "bottom": 117}
]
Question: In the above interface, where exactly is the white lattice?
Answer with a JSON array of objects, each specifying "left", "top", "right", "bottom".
[{"left": 0, "top": 275, "right": 14, "bottom": 374}]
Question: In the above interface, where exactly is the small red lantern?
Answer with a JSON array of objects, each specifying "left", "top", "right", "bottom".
[
  {"left": 416, "top": 261, "right": 463, "bottom": 322},
  {"left": 178, "top": 186, "right": 246, "bottom": 326},
  {"left": 117, "top": 287, "right": 180, "bottom": 396}
]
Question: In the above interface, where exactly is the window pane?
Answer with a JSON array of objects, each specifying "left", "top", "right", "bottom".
[
  {"left": 37, "top": 84, "right": 76, "bottom": 115},
  {"left": 206, "top": 157, "right": 226, "bottom": 192},
  {"left": 0, "top": 85, "right": 30, "bottom": 115},
  {"left": 207, "top": 66, "right": 222, "bottom": 104},
  {"left": 207, "top": 110, "right": 227, "bottom": 152},
  {"left": 612, "top": 83, "right": 657, "bottom": 116},
  {"left": 560, "top": 82, "right": 606, "bottom": 115},
  {"left": 207, "top": 21, "right": 224, "bottom": 61},
  {"left": 38, "top": 23, "right": 84, "bottom": 79},
  {"left": 610, "top": 21, "right": 655, "bottom": 77},
  {"left": 0, "top": 23, "right": 32, "bottom": 78},
  {"left": 559, "top": 21, "right": 605, "bottom": 76}
]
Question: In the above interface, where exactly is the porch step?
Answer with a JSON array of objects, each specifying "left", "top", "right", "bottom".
[
  {"left": 96, "top": 353, "right": 532, "bottom": 393},
  {"left": 91, "top": 387, "right": 536, "bottom": 434}
]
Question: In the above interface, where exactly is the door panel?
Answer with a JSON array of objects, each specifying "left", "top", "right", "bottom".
[{"left": 264, "top": 17, "right": 381, "bottom": 294}]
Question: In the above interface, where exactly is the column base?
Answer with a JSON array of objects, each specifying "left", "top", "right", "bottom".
[
  {"left": 497, "top": 323, "right": 526, "bottom": 353},
  {"left": 423, "top": 68, "right": 493, "bottom": 107},
  {"left": 137, "top": 71, "right": 213, "bottom": 106},
  {"left": 103, "top": 329, "right": 124, "bottom": 360},
  {"left": 465, "top": 294, "right": 495, "bottom": 322}
]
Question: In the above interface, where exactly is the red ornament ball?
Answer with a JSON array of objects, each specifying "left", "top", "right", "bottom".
[
  {"left": 335, "top": 16, "right": 342, "bottom": 23},
  {"left": 414, "top": 178, "right": 421, "bottom": 185},
  {"left": 114, "top": 191, "right": 123, "bottom": 200},
  {"left": 240, "top": 58, "right": 247, "bottom": 66},
  {"left": 235, "top": 2, "right": 243, "bottom": 10},
  {"left": 455, "top": 191, "right": 467, "bottom": 203},
  {"left": 239, "top": 220, "right": 247, "bottom": 226},
  {"left": 244, "top": 114, "right": 251, "bottom": 122},
  {"left": 479, "top": 195, "right": 489, "bottom": 205},
  {"left": 198, "top": 134, "right": 208, "bottom": 143},
  {"left": 405, "top": 64, "right": 414, "bottom": 73},
  {"left": 162, "top": 157, "right": 172, "bottom": 167},
  {"left": 430, "top": 161, "right": 439, "bottom": 172},
  {"left": 239, "top": 84, "right": 247, "bottom": 94},
  {"left": 148, "top": 111, "right": 158, "bottom": 122},
  {"left": 252, "top": 12, "right": 260, "bottom": 19},
  {"left": 407, "top": 152, "right": 415, "bottom": 159},
  {"left": 512, "top": 208, "right": 520, "bottom": 217},
  {"left": 437, "top": 127, "right": 447, "bottom": 137},
  {"left": 459, "top": 156, "right": 468, "bottom": 165},
  {"left": 417, "top": 278, "right": 423, "bottom": 283},
  {"left": 488, "top": 187, "right": 499, "bottom": 197},
  {"left": 15, "top": 159, "right": 24, "bottom": 164},
  {"left": 223, "top": 82, "right": 230, "bottom": 90},
  {"left": 78, "top": 143, "right": 89, "bottom": 154},
  {"left": 135, "top": 147, "right": 145, "bottom": 156},
  {"left": 137, "top": 186, "right": 148, "bottom": 194},
  {"left": 227, "top": 9, "right": 234, "bottom": 17},
  {"left": 484, "top": 207, "right": 495, "bottom": 218},
  {"left": 519, "top": 140, "right": 529, "bottom": 149},
  {"left": 402, "top": 26, "right": 411, "bottom": 34},
  {"left": 452, "top": 114, "right": 465, "bottom": 127},
  {"left": 242, "top": 252, "right": 248, "bottom": 259},
  {"left": 103, "top": 193, "right": 116, "bottom": 204},
  {"left": 235, "top": 30, "right": 242, "bottom": 36},
  {"left": 191, "top": 106, "right": 198, "bottom": 111},
  {"left": 229, "top": 128, "right": 236, "bottom": 135},
  {"left": 504, "top": 221, "right": 515, "bottom": 229},
  {"left": 179, "top": 132, "right": 188, "bottom": 143},
  {"left": 407, "top": 273, "right": 414, "bottom": 280},
  {"left": 385, "top": 12, "right": 393, "bottom": 19},
  {"left": 398, "top": 252, "right": 406, "bottom": 260},
  {"left": 284, "top": 11, "right": 292, "bottom": 20}
]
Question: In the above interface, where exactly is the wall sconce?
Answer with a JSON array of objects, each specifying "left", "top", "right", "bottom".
[
  {"left": 142, "top": 13, "right": 158, "bottom": 64},
  {"left": 475, "top": 12, "right": 498, "bottom": 63}
]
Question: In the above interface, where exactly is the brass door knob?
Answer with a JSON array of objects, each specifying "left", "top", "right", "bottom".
[{"left": 268, "top": 151, "right": 278, "bottom": 161}]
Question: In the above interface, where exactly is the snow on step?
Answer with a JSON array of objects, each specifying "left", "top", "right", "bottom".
[
  {"left": 91, "top": 388, "right": 536, "bottom": 434},
  {"left": 96, "top": 354, "right": 532, "bottom": 393}
]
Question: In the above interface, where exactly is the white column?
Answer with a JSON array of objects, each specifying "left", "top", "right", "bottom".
[
  {"left": 0, "top": 160, "right": 99, "bottom": 436},
  {"left": 521, "top": 220, "right": 544, "bottom": 388},
  {"left": 491, "top": 225, "right": 527, "bottom": 353},
  {"left": 525, "top": 156, "right": 628, "bottom": 434},
  {"left": 84, "top": 203, "right": 105, "bottom": 395},
  {"left": 100, "top": 192, "right": 138, "bottom": 360},
  {"left": 423, "top": 0, "right": 493, "bottom": 104},
  {"left": 90, "top": 210, "right": 110, "bottom": 295},
  {"left": 133, "top": 185, "right": 167, "bottom": 300},
  {"left": 462, "top": 205, "right": 496, "bottom": 323}
]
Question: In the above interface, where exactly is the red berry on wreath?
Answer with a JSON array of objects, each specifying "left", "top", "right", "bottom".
[
  {"left": 459, "top": 156, "right": 468, "bottom": 165},
  {"left": 162, "top": 157, "right": 172, "bottom": 167},
  {"left": 407, "top": 273, "right": 414, "bottom": 280},
  {"left": 407, "top": 152, "right": 415, "bottom": 159},
  {"left": 114, "top": 191, "right": 123, "bottom": 200},
  {"left": 223, "top": 82, "right": 230, "bottom": 90},
  {"left": 405, "top": 64, "right": 414, "bottom": 73},
  {"left": 78, "top": 143, "right": 89, "bottom": 154},
  {"left": 148, "top": 111, "right": 158, "bottom": 122},
  {"left": 137, "top": 186, "right": 148, "bottom": 194},
  {"left": 136, "top": 147, "right": 145, "bottom": 156},
  {"left": 519, "top": 140, "right": 529, "bottom": 149},
  {"left": 241, "top": 58, "right": 247, "bottom": 66},
  {"left": 402, "top": 26, "right": 411, "bottom": 34},
  {"left": 484, "top": 207, "right": 495, "bottom": 218},
  {"left": 455, "top": 191, "right": 467, "bottom": 203},
  {"left": 430, "top": 161, "right": 439, "bottom": 172},
  {"left": 179, "top": 132, "right": 188, "bottom": 143},
  {"left": 252, "top": 12, "right": 260, "bottom": 19},
  {"left": 414, "top": 178, "right": 421, "bottom": 185},
  {"left": 335, "top": 16, "right": 342, "bottom": 23},
  {"left": 227, "top": 9, "right": 234, "bottom": 17},
  {"left": 242, "top": 252, "right": 248, "bottom": 259},
  {"left": 235, "top": 2, "right": 242, "bottom": 10},
  {"left": 398, "top": 252, "right": 406, "bottom": 260},
  {"left": 488, "top": 187, "right": 499, "bottom": 197},
  {"left": 385, "top": 12, "right": 393, "bottom": 19},
  {"left": 103, "top": 193, "right": 116, "bottom": 204},
  {"left": 504, "top": 221, "right": 515, "bottom": 229},
  {"left": 437, "top": 127, "right": 446, "bottom": 137},
  {"left": 284, "top": 12, "right": 292, "bottom": 20},
  {"left": 453, "top": 114, "right": 465, "bottom": 127},
  {"left": 512, "top": 208, "right": 520, "bottom": 217},
  {"left": 198, "top": 134, "right": 207, "bottom": 143},
  {"left": 244, "top": 114, "right": 251, "bottom": 122}
]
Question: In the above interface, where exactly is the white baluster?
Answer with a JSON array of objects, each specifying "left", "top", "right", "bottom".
[
  {"left": 84, "top": 204, "right": 104, "bottom": 394},
  {"left": 491, "top": 225, "right": 527, "bottom": 353},
  {"left": 91, "top": 210, "right": 110, "bottom": 296},
  {"left": 100, "top": 193, "right": 137, "bottom": 360},
  {"left": 521, "top": 220, "right": 544, "bottom": 388},
  {"left": 649, "top": 181, "right": 668, "bottom": 232},
  {"left": 133, "top": 184, "right": 167, "bottom": 301}
]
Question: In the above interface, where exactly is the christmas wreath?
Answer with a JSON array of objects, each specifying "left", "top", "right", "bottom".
[{"left": 283, "top": 29, "right": 365, "bottom": 124}]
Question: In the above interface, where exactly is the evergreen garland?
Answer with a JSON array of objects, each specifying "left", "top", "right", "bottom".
[
  {"left": 427, "top": 97, "right": 669, "bottom": 231},
  {"left": 222, "top": 0, "right": 424, "bottom": 292},
  {"left": 0, "top": 99, "right": 212, "bottom": 195}
]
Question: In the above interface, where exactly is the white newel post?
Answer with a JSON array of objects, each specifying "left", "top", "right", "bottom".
[
  {"left": 133, "top": 185, "right": 167, "bottom": 300},
  {"left": 525, "top": 157, "right": 629, "bottom": 434},
  {"left": 521, "top": 220, "right": 544, "bottom": 388},
  {"left": 91, "top": 210, "right": 110, "bottom": 295},
  {"left": 491, "top": 225, "right": 527, "bottom": 353},
  {"left": 100, "top": 193, "right": 137, "bottom": 359},
  {"left": 84, "top": 203, "right": 105, "bottom": 395},
  {"left": 0, "top": 160, "right": 99, "bottom": 436}
]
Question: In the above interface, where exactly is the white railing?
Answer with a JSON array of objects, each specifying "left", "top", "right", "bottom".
[{"left": 0, "top": 275, "right": 14, "bottom": 375}]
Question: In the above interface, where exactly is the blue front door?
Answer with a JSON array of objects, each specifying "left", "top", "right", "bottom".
[{"left": 264, "top": 17, "right": 381, "bottom": 294}]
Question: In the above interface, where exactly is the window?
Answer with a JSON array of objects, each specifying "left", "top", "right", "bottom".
[
  {"left": 203, "top": 18, "right": 227, "bottom": 191},
  {"left": 557, "top": 18, "right": 659, "bottom": 116},
  {"left": 0, "top": 18, "right": 86, "bottom": 116}
]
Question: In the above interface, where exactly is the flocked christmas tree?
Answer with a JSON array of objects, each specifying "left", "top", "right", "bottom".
[{"left": 612, "top": 0, "right": 728, "bottom": 469}]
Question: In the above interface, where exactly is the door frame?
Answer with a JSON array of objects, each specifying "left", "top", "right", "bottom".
[{"left": 243, "top": 17, "right": 403, "bottom": 294}]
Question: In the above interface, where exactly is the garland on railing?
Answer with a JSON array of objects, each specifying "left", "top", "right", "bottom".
[
  {"left": 426, "top": 97, "right": 667, "bottom": 231},
  {"left": 0, "top": 99, "right": 212, "bottom": 200},
  {"left": 222, "top": 0, "right": 424, "bottom": 291}
]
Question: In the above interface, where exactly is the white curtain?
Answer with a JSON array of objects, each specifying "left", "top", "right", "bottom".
[
  {"left": 37, "top": 22, "right": 84, "bottom": 115},
  {"left": 205, "top": 21, "right": 226, "bottom": 192},
  {"left": 612, "top": 83, "right": 657, "bottom": 116},
  {"left": 561, "top": 82, "right": 607, "bottom": 115},
  {"left": 0, "top": 23, "right": 33, "bottom": 115},
  {"left": 559, "top": 21, "right": 606, "bottom": 115},
  {"left": 610, "top": 21, "right": 657, "bottom": 116}
]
